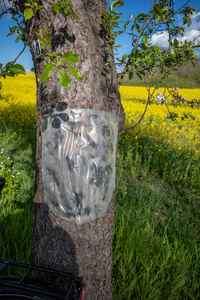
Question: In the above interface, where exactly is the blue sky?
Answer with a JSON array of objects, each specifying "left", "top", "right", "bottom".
[{"left": 0, "top": 0, "right": 200, "bottom": 71}]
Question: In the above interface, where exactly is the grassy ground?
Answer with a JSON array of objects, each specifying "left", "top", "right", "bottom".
[
  {"left": 0, "top": 127, "right": 35, "bottom": 267},
  {"left": 113, "top": 135, "right": 200, "bottom": 299}
]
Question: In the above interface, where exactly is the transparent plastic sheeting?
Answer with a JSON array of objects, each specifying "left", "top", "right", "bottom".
[{"left": 41, "top": 109, "right": 120, "bottom": 225}]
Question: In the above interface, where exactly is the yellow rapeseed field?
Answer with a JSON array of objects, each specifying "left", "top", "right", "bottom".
[
  {"left": 120, "top": 86, "right": 200, "bottom": 161},
  {"left": 0, "top": 74, "right": 199, "bottom": 161},
  {"left": 119, "top": 86, "right": 200, "bottom": 102},
  {"left": 0, "top": 73, "right": 36, "bottom": 131}
]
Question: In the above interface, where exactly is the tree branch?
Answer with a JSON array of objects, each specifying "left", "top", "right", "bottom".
[
  {"left": 119, "top": 0, "right": 158, "bottom": 85},
  {"left": 123, "top": 72, "right": 170, "bottom": 131},
  {"left": 12, "top": 44, "right": 27, "bottom": 65}
]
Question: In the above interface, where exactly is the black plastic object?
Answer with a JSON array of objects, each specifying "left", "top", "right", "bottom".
[
  {"left": 0, "top": 258, "right": 86, "bottom": 300},
  {"left": 0, "top": 177, "right": 5, "bottom": 192}
]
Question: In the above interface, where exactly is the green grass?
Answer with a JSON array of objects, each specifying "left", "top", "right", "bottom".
[
  {"left": 0, "top": 126, "right": 36, "bottom": 270},
  {"left": 0, "top": 120, "right": 200, "bottom": 299},
  {"left": 113, "top": 137, "right": 200, "bottom": 299}
]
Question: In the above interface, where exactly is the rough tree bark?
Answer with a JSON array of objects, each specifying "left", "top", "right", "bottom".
[{"left": 19, "top": 0, "right": 125, "bottom": 298}]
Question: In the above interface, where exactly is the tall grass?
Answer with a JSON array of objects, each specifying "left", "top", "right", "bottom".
[
  {"left": 0, "top": 126, "right": 36, "bottom": 268},
  {"left": 113, "top": 136, "right": 200, "bottom": 299}
]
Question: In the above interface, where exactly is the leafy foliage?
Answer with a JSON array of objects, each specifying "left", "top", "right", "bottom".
[
  {"left": 50, "top": 0, "right": 80, "bottom": 19},
  {"left": 57, "top": 71, "right": 71, "bottom": 88},
  {"left": 38, "top": 63, "right": 53, "bottom": 83},
  {"left": 0, "top": 0, "right": 80, "bottom": 89},
  {"left": 37, "top": 51, "right": 81, "bottom": 87}
]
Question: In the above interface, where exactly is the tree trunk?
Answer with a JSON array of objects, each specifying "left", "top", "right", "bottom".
[{"left": 21, "top": 0, "right": 125, "bottom": 298}]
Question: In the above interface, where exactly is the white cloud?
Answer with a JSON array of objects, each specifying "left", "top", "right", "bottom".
[
  {"left": 182, "top": 12, "right": 200, "bottom": 30},
  {"left": 149, "top": 31, "right": 169, "bottom": 49},
  {"left": 149, "top": 12, "right": 200, "bottom": 50}
]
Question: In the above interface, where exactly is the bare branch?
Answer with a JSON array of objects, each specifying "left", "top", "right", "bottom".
[
  {"left": 12, "top": 44, "right": 27, "bottom": 65},
  {"left": 175, "top": 0, "right": 190, "bottom": 14},
  {"left": 122, "top": 71, "right": 171, "bottom": 131}
]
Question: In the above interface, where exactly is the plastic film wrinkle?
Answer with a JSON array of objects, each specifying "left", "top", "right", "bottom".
[{"left": 41, "top": 109, "right": 120, "bottom": 225}]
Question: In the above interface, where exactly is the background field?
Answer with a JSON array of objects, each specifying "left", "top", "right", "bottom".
[{"left": 0, "top": 74, "right": 200, "bottom": 299}]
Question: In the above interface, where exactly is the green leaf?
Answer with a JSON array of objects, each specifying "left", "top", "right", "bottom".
[
  {"left": 15, "top": 36, "right": 21, "bottom": 43},
  {"left": 60, "top": 58, "right": 69, "bottom": 64},
  {"left": 63, "top": 9, "right": 70, "bottom": 17},
  {"left": 136, "top": 72, "right": 142, "bottom": 80},
  {"left": 135, "top": 22, "right": 140, "bottom": 33},
  {"left": 137, "top": 13, "right": 147, "bottom": 20},
  {"left": 152, "top": 45, "right": 158, "bottom": 54},
  {"left": 173, "top": 38, "right": 179, "bottom": 47},
  {"left": 57, "top": 71, "right": 71, "bottom": 88},
  {"left": 143, "top": 36, "right": 148, "bottom": 46},
  {"left": 129, "top": 72, "right": 133, "bottom": 80},
  {"left": 8, "top": 25, "right": 17, "bottom": 34},
  {"left": 123, "top": 19, "right": 130, "bottom": 30},
  {"left": 160, "top": 6, "right": 168, "bottom": 15},
  {"left": 64, "top": 51, "right": 79, "bottom": 63},
  {"left": 112, "top": 0, "right": 124, "bottom": 9},
  {"left": 67, "top": 66, "right": 81, "bottom": 80},
  {"left": 138, "top": 70, "right": 146, "bottom": 76},
  {"left": 0, "top": 82, "right": 2, "bottom": 90},
  {"left": 38, "top": 5, "right": 44, "bottom": 9},
  {"left": 33, "top": 29, "right": 41, "bottom": 35},
  {"left": 187, "top": 19, "right": 192, "bottom": 27},
  {"left": 24, "top": 8, "right": 34, "bottom": 21},
  {"left": 38, "top": 63, "right": 53, "bottom": 82},
  {"left": 52, "top": 3, "right": 60, "bottom": 15},
  {"left": 157, "top": 15, "right": 162, "bottom": 22},
  {"left": 6, "top": 64, "right": 26, "bottom": 75},
  {"left": 114, "top": 30, "right": 123, "bottom": 35},
  {"left": 154, "top": 4, "right": 161, "bottom": 14},
  {"left": 68, "top": 9, "right": 80, "bottom": 20},
  {"left": 43, "top": 53, "right": 58, "bottom": 57},
  {"left": 122, "top": 54, "right": 127, "bottom": 61},
  {"left": 131, "top": 66, "right": 135, "bottom": 72},
  {"left": 45, "top": 34, "right": 52, "bottom": 42},
  {"left": 136, "top": 57, "right": 143, "bottom": 63},
  {"left": 131, "top": 24, "right": 135, "bottom": 33}
]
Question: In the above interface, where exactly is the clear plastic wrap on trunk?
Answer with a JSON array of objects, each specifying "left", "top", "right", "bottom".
[{"left": 41, "top": 108, "right": 120, "bottom": 225}]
